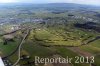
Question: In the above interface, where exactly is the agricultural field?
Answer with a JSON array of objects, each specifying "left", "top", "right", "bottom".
[{"left": 0, "top": 3, "right": 100, "bottom": 66}]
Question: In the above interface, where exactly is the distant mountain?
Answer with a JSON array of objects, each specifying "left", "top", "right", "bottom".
[{"left": 0, "top": 3, "right": 100, "bottom": 9}]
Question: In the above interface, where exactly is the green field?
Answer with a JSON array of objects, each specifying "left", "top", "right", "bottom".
[{"left": 0, "top": 4, "right": 100, "bottom": 66}]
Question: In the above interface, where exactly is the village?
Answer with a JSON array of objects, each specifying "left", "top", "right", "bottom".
[{"left": 0, "top": 3, "right": 100, "bottom": 66}]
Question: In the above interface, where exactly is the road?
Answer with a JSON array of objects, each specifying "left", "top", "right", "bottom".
[{"left": 12, "top": 29, "right": 30, "bottom": 66}]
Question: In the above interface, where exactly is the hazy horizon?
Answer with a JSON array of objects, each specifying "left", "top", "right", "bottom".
[{"left": 0, "top": 0, "right": 100, "bottom": 6}]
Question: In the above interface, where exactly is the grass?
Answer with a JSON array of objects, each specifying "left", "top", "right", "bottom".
[
  {"left": 90, "top": 39, "right": 100, "bottom": 48},
  {"left": 34, "top": 28, "right": 82, "bottom": 46},
  {"left": 0, "top": 38, "right": 20, "bottom": 57},
  {"left": 79, "top": 40, "right": 100, "bottom": 66},
  {"left": 35, "top": 29, "right": 52, "bottom": 40},
  {"left": 80, "top": 45, "right": 100, "bottom": 54},
  {"left": 55, "top": 47, "right": 90, "bottom": 66},
  {"left": 94, "top": 55, "right": 100, "bottom": 66},
  {"left": 0, "top": 6, "right": 100, "bottom": 66},
  {"left": 22, "top": 40, "right": 55, "bottom": 58}
]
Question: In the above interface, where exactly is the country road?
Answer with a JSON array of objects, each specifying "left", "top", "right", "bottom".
[{"left": 12, "top": 29, "right": 30, "bottom": 66}]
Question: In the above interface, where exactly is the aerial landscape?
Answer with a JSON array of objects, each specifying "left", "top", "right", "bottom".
[{"left": 0, "top": 0, "right": 100, "bottom": 66}]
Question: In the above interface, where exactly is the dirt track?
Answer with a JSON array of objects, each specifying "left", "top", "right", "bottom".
[{"left": 67, "top": 47, "right": 93, "bottom": 58}]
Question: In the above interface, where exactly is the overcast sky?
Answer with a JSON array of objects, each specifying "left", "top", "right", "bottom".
[{"left": 0, "top": 0, "right": 100, "bottom": 6}]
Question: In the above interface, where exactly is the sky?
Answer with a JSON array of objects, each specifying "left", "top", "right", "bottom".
[{"left": 0, "top": 0, "right": 100, "bottom": 6}]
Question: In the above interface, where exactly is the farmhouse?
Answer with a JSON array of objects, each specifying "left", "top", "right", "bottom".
[{"left": 11, "top": 25, "right": 20, "bottom": 31}]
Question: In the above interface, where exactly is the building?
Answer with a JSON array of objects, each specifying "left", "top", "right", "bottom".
[{"left": 11, "top": 25, "right": 20, "bottom": 31}]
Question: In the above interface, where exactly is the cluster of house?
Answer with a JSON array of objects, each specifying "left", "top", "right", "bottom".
[
  {"left": 0, "top": 17, "right": 45, "bottom": 24},
  {"left": 69, "top": 15, "right": 98, "bottom": 22},
  {"left": 11, "top": 25, "right": 20, "bottom": 31}
]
